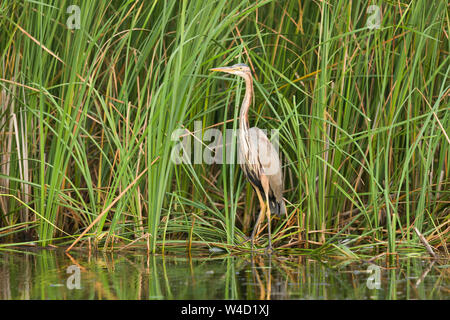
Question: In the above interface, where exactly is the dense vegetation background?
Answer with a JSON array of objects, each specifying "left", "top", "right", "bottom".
[{"left": 0, "top": 0, "right": 448, "bottom": 257}]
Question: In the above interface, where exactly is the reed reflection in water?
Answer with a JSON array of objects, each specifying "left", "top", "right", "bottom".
[{"left": 0, "top": 249, "right": 448, "bottom": 299}]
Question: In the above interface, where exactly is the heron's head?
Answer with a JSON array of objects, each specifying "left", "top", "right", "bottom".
[{"left": 210, "top": 63, "right": 251, "bottom": 78}]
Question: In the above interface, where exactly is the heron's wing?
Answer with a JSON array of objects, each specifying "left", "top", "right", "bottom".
[{"left": 247, "top": 127, "right": 283, "bottom": 200}]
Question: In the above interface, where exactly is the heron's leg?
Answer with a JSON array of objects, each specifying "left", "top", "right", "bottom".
[
  {"left": 250, "top": 199, "right": 266, "bottom": 248},
  {"left": 254, "top": 188, "right": 266, "bottom": 232},
  {"left": 265, "top": 199, "right": 273, "bottom": 254},
  {"left": 260, "top": 175, "right": 273, "bottom": 254},
  {"left": 233, "top": 187, "right": 266, "bottom": 249}
]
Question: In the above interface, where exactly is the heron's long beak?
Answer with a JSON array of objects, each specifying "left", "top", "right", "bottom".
[{"left": 210, "top": 66, "right": 235, "bottom": 73}]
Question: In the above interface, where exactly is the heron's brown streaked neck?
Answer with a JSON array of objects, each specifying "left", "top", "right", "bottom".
[{"left": 240, "top": 74, "right": 253, "bottom": 132}]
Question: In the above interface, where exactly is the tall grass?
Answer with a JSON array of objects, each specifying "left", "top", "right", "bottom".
[{"left": 0, "top": 0, "right": 448, "bottom": 257}]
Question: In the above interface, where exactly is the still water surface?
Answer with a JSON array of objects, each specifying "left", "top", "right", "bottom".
[{"left": 0, "top": 248, "right": 448, "bottom": 299}]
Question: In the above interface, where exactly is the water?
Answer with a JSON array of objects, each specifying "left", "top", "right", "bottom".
[{"left": 0, "top": 248, "right": 448, "bottom": 299}]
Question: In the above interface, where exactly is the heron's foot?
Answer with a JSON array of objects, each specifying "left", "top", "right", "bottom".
[
  {"left": 233, "top": 236, "right": 251, "bottom": 248},
  {"left": 233, "top": 235, "right": 259, "bottom": 250},
  {"left": 232, "top": 234, "right": 269, "bottom": 253}
]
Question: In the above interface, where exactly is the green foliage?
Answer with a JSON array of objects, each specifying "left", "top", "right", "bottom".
[{"left": 0, "top": 0, "right": 448, "bottom": 256}]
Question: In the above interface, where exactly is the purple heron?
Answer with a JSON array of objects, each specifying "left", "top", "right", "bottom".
[{"left": 210, "top": 63, "right": 286, "bottom": 252}]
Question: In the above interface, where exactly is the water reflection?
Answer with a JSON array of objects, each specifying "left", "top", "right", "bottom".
[{"left": 0, "top": 249, "right": 448, "bottom": 299}]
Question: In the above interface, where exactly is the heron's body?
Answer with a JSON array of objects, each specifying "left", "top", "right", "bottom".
[
  {"left": 211, "top": 63, "right": 285, "bottom": 251},
  {"left": 240, "top": 127, "right": 285, "bottom": 216}
]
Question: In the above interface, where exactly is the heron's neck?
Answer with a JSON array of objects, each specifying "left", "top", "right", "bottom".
[{"left": 240, "top": 75, "right": 253, "bottom": 132}]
